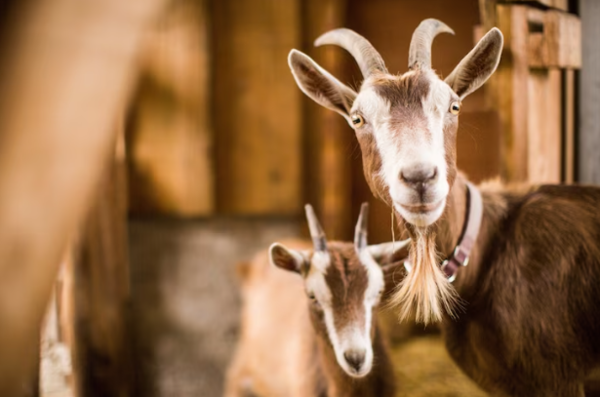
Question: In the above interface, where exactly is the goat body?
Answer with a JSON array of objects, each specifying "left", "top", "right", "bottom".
[{"left": 437, "top": 178, "right": 600, "bottom": 396}]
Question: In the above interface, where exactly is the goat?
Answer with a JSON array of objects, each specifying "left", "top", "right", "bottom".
[
  {"left": 224, "top": 204, "right": 405, "bottom": 397},
  {"left": 288, "top": 18, "right": 600, "bottom": 397}
]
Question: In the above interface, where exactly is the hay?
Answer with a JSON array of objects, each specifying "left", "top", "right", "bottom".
[{"left": 390, "top": 335, "right": 487, "bottom": 397}]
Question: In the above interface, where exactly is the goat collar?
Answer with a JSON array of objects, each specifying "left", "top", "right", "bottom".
[{"left": 404, "top": 182, "right": 483, "bottom": 283}]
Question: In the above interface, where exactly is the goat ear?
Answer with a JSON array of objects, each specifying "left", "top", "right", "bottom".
[
  {"left": 269, "top": 243, "right": 306, "bottom": 274},
  {"left": 288, "top": 49, "right": 357, "bottom": 124},
  {"left": 445, "top": 28, "right": 503, "bottom": 99}
]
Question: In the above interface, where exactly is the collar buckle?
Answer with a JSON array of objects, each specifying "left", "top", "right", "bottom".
[{"left": 452, "top": 245, "right": 470, "bottom": 267}]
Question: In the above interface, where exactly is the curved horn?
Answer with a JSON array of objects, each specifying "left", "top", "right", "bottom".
[
  {"left": 305, "top": 204, "right": 327, "bottom": 252},
  {"left": 408, "top": 19, "right": 454, "bottom": 70},
  {"left": 354, "top": 203, "right": 369, "bottom": 251},
  {"left": 315, "top": 28, "right": 388, "bottom": 78}
]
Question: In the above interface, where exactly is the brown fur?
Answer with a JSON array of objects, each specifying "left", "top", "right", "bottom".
[
  {"left": 397, "top": 175, "right": 600, "bottom": 397},
  {"left": 224, "top": 240, "right": 396, "bottom": 397}
]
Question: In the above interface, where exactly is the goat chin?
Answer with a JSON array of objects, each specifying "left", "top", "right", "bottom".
[{"left": 389, "top": 229, "right": 459, "bottom": 325}]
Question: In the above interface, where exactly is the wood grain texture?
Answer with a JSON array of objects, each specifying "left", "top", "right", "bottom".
[
  {"left": 504, "top": 0, "right": 568, "bottom": 11},
  {"left": 528, "top": 10, "right": 581, "bottom": 69},
  {"left": 303, "top": 0, "right": 352, "bottom": 240},
  {"left": 564, "top": 69, "right": 575, "bottom": 183},
  {"left": 579, "top": 0, "right": 600, "bottom": 184},
  {"left": 527, "top": 69, "right": 562, "bottom": 183},
  {"left": 127, "top": 0, "right": 214, "bottom": 216},
  {"left": 495, "top": 4, "right": 530, "bottom": 182},
  {"left": 213, "top": 0, "right": 302, "bottom": 215}
]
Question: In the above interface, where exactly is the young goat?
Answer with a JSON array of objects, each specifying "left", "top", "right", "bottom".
[
  {"left": 289, "top": 18, "right": 600, "bottom": 397},
  {"left": 224, "top": 204, "right": 404, "bottom": 397}
]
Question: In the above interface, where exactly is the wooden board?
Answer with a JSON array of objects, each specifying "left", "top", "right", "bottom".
[
  {"left": 213, "top": 0, "right": 302, "bottom": 215},
  {"left": 528, "top": 10, "right": 581, "bottom": 69},
  {"left": 503, "top": 0, "right": 568, "bottom": 11},
  {"left": 527, "top": 69, "right": 562, "bottom": 183},
  {"left": 127, "top": 0, "right": 213, "bottom": 216},
  {"left": 303, "top": 0, "right": 353, "bottom": 240},
  {"left": 563, "top": 69, "right": 575, "bottom": 183},
  {"left": 494, "top": 4, "right": 530, "bottom": 182}
]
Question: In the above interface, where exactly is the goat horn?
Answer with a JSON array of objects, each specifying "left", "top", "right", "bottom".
[
  {"left": 305, "top": 204, "right": 328, "bottom": 252},
  {"left": 315, "top": 28, "right": 388, "bottom": 78},
  {"left": 408, "top": 19, "right": 454, "bottom": 70},
  {"left": 354, "top": 202, "right": 369, "bottom": 251}
]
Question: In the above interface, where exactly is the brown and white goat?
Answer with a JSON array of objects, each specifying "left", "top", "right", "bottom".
[
  {"left": 289, "top": 18, "right": 600, "bottom": 397},
  {"left": 224, "top": 204, "right": 403, "bottom": 397}
]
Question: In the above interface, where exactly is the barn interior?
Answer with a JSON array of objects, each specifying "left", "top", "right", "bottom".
[{"left": 0, "top": 0, "right": 593, "bottom": 396}]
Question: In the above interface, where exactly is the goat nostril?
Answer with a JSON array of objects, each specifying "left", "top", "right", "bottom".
[
  {"left": 344, "top": 349, "right": 366, "bottom": 372},
  {"left": 400, "top": 165, "right": 438, "bottom": 185}
]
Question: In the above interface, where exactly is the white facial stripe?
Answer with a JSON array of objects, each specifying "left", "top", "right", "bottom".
[
  {"left": 305, "top": 257, "right": 332, "bottom": 305},
  {"left": 355, "top": 71, "right": 453, "bottom": 227}
]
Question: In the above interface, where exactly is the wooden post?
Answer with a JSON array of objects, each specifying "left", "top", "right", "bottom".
[
  {"left": 0, "top": 0, "right": 165, "bottom": 395},
  {"left": 303, "top": 0, "right": 352, "bottom": 239},
  {"left": 213, "top": 0, "right": 303, "bottom": 216},
  {"left": 495, "top": 4, "right": 531, "bottom": 182}
]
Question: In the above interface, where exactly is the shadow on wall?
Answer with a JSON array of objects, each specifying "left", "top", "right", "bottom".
[{"left": 128, "top": 218, "right": 301, "bottom": 397}]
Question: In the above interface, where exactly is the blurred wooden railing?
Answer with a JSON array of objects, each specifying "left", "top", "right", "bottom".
[{"left": 0, "top": 0, "right": 166, "bottom": 395}]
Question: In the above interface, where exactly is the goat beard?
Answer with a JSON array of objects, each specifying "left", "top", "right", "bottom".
[{"left": 390, "top": 224, "right": 459, "bottom": 325}]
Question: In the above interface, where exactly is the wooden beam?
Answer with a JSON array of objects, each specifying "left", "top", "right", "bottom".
[
  {"left": 495, "top": 4, "right": 530, "bottom": 181},
  {"left": 303, "top": 0, "right": 352, "bottom": 239},
  {"left": 213, "top": 0, "right": 303, "bottom": 215},
  {"left": 528, "top": 10, "right": 581, "bottom": 69},
  {"left": 563, "top": 69, "right": 575, "bottom": 183},
  {"left": 502, "top": 0, "right": 568, "bottom": 11},
  {"left": 527, "top": 69, "right": 562, "bottom": 182},
  {"left": 0, "top": 0, "right": 165, "bottom": 395}
]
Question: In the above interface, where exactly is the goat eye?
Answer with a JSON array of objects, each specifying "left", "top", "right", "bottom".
[
  {"left": 308, "top": 292, "right": 316, "bottom": 300},
  {"left": 350, "top": 114, "right": 365, "bottom": 128},
  {"left": 450, "top": 101, "right": 461, "bottom": 115}
]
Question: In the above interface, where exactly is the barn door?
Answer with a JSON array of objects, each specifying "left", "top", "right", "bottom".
[{"left": 480, "top": 0, "right": 580, "bottom": 183}]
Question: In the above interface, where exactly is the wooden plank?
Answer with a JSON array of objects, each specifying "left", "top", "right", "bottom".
[
  {"left": 495, "top": 4, "right": 530, "bottom": 182},
  {"left": 579, "top": 0, "right": 600, "bottom": 183},
  {"left": 528, "top": 10, "right": 581, "bottom": 69},
  {"left": 563, "top": 69, "right": 575, "bottom": 183},
  {"left": 503, "top": 0, "right": 568, "bottom": 11},
  {"left": 527, "top": 69, "right": 562, "bottom": 183},
  {"left": 0, "top": 0, "right": 166, "bottom": 394},
  {"left": 213, "top": 0, "right": 302, "bottom": 215},
  {"left": 127, "top": 0, "right": 213, "bottom": 216},
  {"left": 544, "top": 11, "right": 581, "bottom": 69},
  {"left": 303, "top": 0, "right": 352, "bottom": 239},
  {"left": 71, "top": 141, "right": 133, "bottom": 397}
]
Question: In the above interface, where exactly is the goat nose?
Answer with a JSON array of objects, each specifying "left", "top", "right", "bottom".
[
  {"left": 400, "top": 164, "right": 437, "bottom": 186},
  {"left": 344, "top": 349, "right": 366, "bottom": 372}
]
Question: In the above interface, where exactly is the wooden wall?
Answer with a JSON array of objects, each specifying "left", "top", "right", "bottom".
[{"left": 126, "top": 0, "right": 579, "bottom": 240}]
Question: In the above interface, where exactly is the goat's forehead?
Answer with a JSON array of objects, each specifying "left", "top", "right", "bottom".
[
  {"left": 356, "top": 70, "right": 452, "bottom": 115},
  {"left": 308, "top": 247, "right": 369, "bottom": 291}
]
